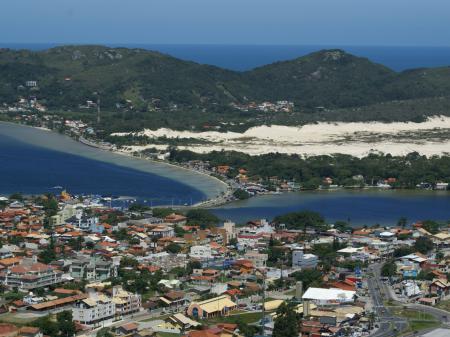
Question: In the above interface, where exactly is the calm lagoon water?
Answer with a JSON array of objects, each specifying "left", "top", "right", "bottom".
[
  {"left": 211, "top": 190, "right": 450, "bottom": 226},
  {"left": 0, "top": 122, "right": 226, "bottom": 205}
]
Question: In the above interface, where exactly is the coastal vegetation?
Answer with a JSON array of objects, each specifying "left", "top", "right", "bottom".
[{"left": 169, "top": 149, "right": 450, "bottom": 189}]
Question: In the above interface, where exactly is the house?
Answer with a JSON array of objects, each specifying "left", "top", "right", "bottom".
[
  {"left": 164, "top": 213, "right": 187, "bottom": 226},
  {"left": 163, "top": 313, "right": 200, "bottom": 331},
  {"left": 18, "top": 327, "right": 43, "bottom": 337},
  {"left": 292, "top": 249, "right": 318, "bottom": 269},
  {"left": 243, "top": 251, "right": 268, "bottom": 268},
  {"left": 429, "top": 279, "right": 450, "bottom": 298},
  {"left": 159, "top": 291, "right": 186, "bottom": 308},
  {"left": 115, "top": 323, "right": 139, "bottom": 336},
  {"left": 190, "top": 245, "right": 213, "bottom": 259},
  {"left": 187, "top": 295, "right": 237, "bottom": 319}
]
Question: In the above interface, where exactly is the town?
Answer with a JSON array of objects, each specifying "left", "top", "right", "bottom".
[{"left": 0, "top": 191, "right": 448, "bottom": 337}]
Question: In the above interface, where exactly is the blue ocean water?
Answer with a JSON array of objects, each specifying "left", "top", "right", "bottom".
[{"left": 2, "top": 43, "right": 450, "bottom": 71}]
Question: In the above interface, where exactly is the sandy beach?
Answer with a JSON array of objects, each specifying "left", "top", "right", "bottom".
[{"left": 113, "top": 116, "right": 450, "bottom": 157}]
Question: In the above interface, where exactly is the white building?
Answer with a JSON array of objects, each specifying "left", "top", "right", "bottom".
[
  {"left": 223, "top": 221, "right": 237, "bottom": 241},
  {"left": 189, "top": 246, "right": 213, "bottom": 259},
  {"left": 110, "top": 285, "right": 141, "bottom": 319},
  {"left": 72, "top": 290, "right": 115, "bottom": 326},
  {"left": 302, "top": 287, "right": 356, "bottom": 305},
  {"left": 292, "top": 249, "right": 318, "bottom": 269},
  {"left": 244, "top": 251, "right": 268, "bottom": 268}
]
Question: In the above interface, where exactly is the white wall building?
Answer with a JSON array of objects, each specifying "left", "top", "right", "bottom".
[
  {"left": 292, "top": 249, "right": 318, "bottom": 269},
  {"left": 72, "top": 290, "right": 115, "bottom": 326},
  {"left": 189, "top": 245, "right": 213, "bottom": 259}
]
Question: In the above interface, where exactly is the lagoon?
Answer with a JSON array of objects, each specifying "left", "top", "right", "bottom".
[
  {"left": 211, "top": 190, "right": 450, "bottom": 226},
  {"left": 0, "top": 122, "right": 226, "bottom": 204}
]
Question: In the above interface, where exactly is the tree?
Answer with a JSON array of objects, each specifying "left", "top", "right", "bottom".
[
  {"left": 57, "top": 310, "right": 76, "bottom": 337},
  {"left": 32, "top": 315, "right": 59, "bottom": 337},
  {"left": 421, "top": 220, "right": 440, "bottom": 234},
  {"left": 186, "top": 209, "right": 220, "bottom": 228},
  {"left": 273, "top": 211, "right": 326, "bottom": 231},
  {"left": 397, "top": 217, "right": 408, "bottom": 228},
  {"left": 39, "top": 236, "right": 56, "bottom": 264},
  {"left": 291, "top": 269, "right": 324, "bottom": 289},
  {"left": 96, "top": 328, "right": 113, "bottom": 337},
  {"left": 393, "top": 246, "right": 414, "bottom": 258},
  {"left": 381, "top": 260, "right": 397, "bottom": 277},
  {"left": 233, "top": 189, "right": 250, "bottom": 200},
  {"left": 414, "top": 237, "right": 434, "bottom": 254},
  {"left": 166, "top": 243, "right": 182, "bottom": 254},
  {"left": 273, "top": 301, "right": 301, "bottom": 337}
]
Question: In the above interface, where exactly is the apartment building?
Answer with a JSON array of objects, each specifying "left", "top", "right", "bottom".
[
  {"left": 72, "top": 290, "right": 115, "bottom": 326},
  {"left": 0, "top": 257, "right": 63, "bottom": 290},
  {"left": 69, "top": 255, "right": 118, "bottom": 281}
]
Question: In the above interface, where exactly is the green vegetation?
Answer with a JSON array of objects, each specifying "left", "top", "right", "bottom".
[
  {"left": 185, "top": 209, "right": 220, "bottom": 228},
  {"left": 273, "top": 211, "right": 326, "bottom": 230},
  {"left": 273, "top": 301, "right": 301, "bottom": 337},
  {"left": 3, "top": 46, "right": 450, "bottom": 134},
  {"left": 291, "top": 269, "right": 324, "bottom": 289},
  {"left": 31, "top": 311, "right": 76, "bottom": 337},
  {"left": 170, "top": 150, "right": 450, "bottom": 189},
  {"left": 391, "top": 307, "right": 440, "bottom": 334},
  {"left": 414, "top": 237, "right": 434, "bottom": 254},
  {"left": 381, "top": 260, "right": 397, "bottom": 277},
  {"left": 233, "top": 188, "right": 251, "bottom": 200},
  {"left": 437, "top": 299, "right": 450, "bottom": 312}
]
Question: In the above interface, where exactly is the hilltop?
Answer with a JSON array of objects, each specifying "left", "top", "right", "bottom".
[{"left": 1, "top": 45, "right": 450, "bottom": 131}]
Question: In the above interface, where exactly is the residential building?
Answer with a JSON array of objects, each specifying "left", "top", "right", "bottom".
[
  {"left": 190, "top": 245, "right": 213, "bottom": 259},
  {"left": 187, "top": 295, "right": 236, "bottom": 319},
  {"left": 292, "top": 249, "right": 318, "bottom": 269},
  {"left": 0, "top": 257, "right": 63, "bottom": 290},
  {"left": 109, "top": 285, "right": 141, "bottom": 319},
  {"left": 72, "top": 290, "right": 115, "bottom": 326},
  {"left": 243, "top": 251, "right": 268, "bottom": 268},
  {"left": 69, "top": 255, "right": 118, "bottom": 281}
]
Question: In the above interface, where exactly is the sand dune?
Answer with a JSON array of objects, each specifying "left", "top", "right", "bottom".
[{"left": 114, "top": 116, "right": 450, "bottom": 157}]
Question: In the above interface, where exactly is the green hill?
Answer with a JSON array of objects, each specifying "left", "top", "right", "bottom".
[{"left": 1, "top": 45, "right": 450, "bottom": 130}]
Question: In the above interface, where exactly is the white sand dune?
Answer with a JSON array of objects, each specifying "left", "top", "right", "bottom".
[{"left": 113, "top": 116, "right": 450, "bottom": 157}]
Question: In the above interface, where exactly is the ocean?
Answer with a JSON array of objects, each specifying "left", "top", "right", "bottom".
[{"left": 2, "top": 43, "right": 450, "bottom": 71}]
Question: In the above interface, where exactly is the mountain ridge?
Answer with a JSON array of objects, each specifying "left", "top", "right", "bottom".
[{"left": 1, "top": 45, "right": 450, "bottom": 125}]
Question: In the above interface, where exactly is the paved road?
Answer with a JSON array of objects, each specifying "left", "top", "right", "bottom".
[
  {"left": 368, "top": 263, "right": 450, "bottom": 337},
  {"left": 368, "top": 263, "right": 408, "bottom": 337}
]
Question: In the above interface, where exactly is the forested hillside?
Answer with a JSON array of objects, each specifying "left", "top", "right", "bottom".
[{"left": 1, "top": 45, "right": 450, "bottom": 131}]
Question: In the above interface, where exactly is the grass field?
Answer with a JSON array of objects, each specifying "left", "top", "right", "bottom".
[
  {"left": 206, "top": 311, "right": 263, "bottom": 325},
  {"left": 390, "top": 307, "right": 441, "bottom": 335},
  {"left": 156, "top": 333, "right": 180, "bottom": 337},
  {"left": 437, "top": 300, "right": 450, "bottom": 313},
  {"left": 0, "top": 313, "right": 44, "bottom": 326}
]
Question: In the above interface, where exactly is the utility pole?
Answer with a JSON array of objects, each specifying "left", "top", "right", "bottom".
[
  {"left": 95, "top": 92, "right": 101, "bottom": 124},
  {"left": 260, "top": 268, "right": 267, "bottom": 336}
]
